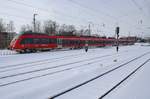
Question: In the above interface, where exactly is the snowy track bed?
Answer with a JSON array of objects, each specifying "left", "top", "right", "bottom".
[
  {"left": 50, "top": 52, "right": 150, "bottom": 99},
  {"left": 0, "top": 49, "right": 137, "bottom": 87},
  {"left": 0, "top": 44, "right": 150, "bottom": 99}
]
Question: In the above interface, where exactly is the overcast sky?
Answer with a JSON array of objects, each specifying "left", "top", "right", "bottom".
[{"left": 0, "top": 0, "right": 150, "bottom": 37}]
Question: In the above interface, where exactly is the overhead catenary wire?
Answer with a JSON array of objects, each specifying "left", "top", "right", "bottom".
[
  {"left": 131, "top": 0, "right": 143, "bottom": 12},
  {"left": 67, "top": 0, "right": 118, "bottom": 20},
  {"left": 66, "top": 0, "right": 147, "bottom": 35},
  {"left": 1, "top": 0, "right": 149, "bottom": 36},
  {"left": 6, "top": 0, "right": 92, "bottom": 24},
  {"left": 0, "top": 11, "right": 33, "bottom": 24},
  {"left": 3, "top": 0, "right": 126, "bottom": 27},
  {"left": 2, "top": 0, "right": 112, "bottom": 34},
  {"left": 0, "top": 0, "right": 88, "bottom": 31},
  {"left": 5, "top": 0, "right": 149, "bottom": 25},
  {"left": 0, "top": 11, "right": 32, "bottom": 20}
]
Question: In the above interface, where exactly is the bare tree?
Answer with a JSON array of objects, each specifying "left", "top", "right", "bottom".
[
  {"left": 0, "top": 19, "right": 6, "bottom": 32},
  {"left": 59, "top": 24, "right": 76, "bottom": 36},
  {"left": 6, "top": 21, "right": 15, "bottom": 32},
  {"left": 20, "top": 25, "right": 26, "bottom": 32},
  {"left": 67, "top": 25, "right": 76, "bottom": 33},
  {"left": 35, "top": 20, "right": 42, "bottom": 33},
  {"left": 59, "top": 24, "right": 67, "bottom": 33},
  {"left": 20, "top": 24, "right": 32, "bottom": 32},
  {"left": 76, "top": 29, "right": 84, "bottom": 36},
  {"left": 43, "top": 20, "right": 57, "bottom": 35}
]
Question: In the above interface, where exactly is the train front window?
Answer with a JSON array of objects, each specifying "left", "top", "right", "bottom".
[{"left": 20, "top": 38, "right": 33, "bottom": 44}]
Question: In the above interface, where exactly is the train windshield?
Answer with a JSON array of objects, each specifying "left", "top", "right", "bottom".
[
  {"left": 12, "top": 31, "right": 25, "bottom": 41},
  {"left": 10, "top": 33, "right": 22, "bottom": 45},
  {"left": 12, "top": 34, "right": 20, "bottom": 41}
]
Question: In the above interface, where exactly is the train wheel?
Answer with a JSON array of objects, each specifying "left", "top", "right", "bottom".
[
  {"left": 23, "top": 49, "right": 31, "bottom": 53},
  {"left": 26, "top": 49, "right": 32, "bottom": 53},
  {"left": 23, "top": 49, "right": 27, "bottom": 53},
  {"left": 19, "top": 51, "right": 23, "bottom": 54},
  {"left": 32, "top": 49, "right": 37, "bottom": 53},
  {"left": 19, "top": 50, "right": 25, "bottom": 54}
]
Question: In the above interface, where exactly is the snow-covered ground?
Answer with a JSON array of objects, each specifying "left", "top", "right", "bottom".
[
  {"left": 0, "top": 43, "right": 150, "bottom": 99},
  {"left": 0, "top": 49, "right": 17, "bottom": 56}
]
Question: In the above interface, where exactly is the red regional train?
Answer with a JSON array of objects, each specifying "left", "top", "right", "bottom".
[{"left": 9, "top": 31, "right": 136, "bottom": 53}]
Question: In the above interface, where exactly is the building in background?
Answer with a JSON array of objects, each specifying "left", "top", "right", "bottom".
[{"left": 0, "top": 32, "right": 16, "bottom": 49}]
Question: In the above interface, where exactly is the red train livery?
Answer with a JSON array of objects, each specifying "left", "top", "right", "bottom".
[{"left": 9, "top": 32, "right": 136, "bottom": 53}]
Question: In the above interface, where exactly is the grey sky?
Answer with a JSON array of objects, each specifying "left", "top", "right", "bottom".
[{"left": 0, "top": 0, "right": 150, "bottom": 37}]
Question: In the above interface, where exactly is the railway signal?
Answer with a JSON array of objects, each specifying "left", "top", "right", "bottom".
[{"left": 116, "top": 26, "right": 120, "bottom": 52}]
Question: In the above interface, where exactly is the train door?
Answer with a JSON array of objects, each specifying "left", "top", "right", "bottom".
[{"left": 57, "top": 38, "right": 62, "bottom": 48}]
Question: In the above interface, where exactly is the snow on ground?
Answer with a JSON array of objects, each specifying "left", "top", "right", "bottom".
[
  {"left": 104, "top": 60, "right": 150, "bottom": 99},
  {"left": 0, "top": 43, "right": 150, "bottom": 99},
  {"left": 56, "top": 50, "right": 150, "bottom": 99},
  {"left": 0, "top": 49, "right": 17, "bottom": 56}
]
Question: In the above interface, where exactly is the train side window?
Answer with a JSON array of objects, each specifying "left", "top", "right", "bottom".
[
  {"left": 41, "top": 38, "right": 49, "bottom": 44},
  {"left": 33, "top": 38, "right": 40, "bottom": 44},
  {"left": 82, "top": 41, "right": 85, "bottom": 45},
  {"left": 66, "top": 40, "right": 70, "bottom": 45},
  {"left": 49, "top": 39, "right": 52, "bottom": 43},
  {"left": 71, "top": 40, "right": 74, "bottom": 45},
  {"left": 50, "top": 38, "right": 57, "bottom": 44},
  {"left": 62, "top": 39, "right": 67, "bottom": 45},
  {"left": 62, "top": 39, "right": 64, "bottom": 45}
]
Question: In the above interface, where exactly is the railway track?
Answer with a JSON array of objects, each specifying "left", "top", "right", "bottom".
[
  {"left": 48, "top": 51, "right": 150, "bottom": 99},
  {"left": 0, "top": 47, "right": 130, "bottom": 73},
  {"left": 0, "top": 51, "right": 86, "bottom": 70},
  {"left": 0, "top": 46, "right": 137, "bottom": 71},
  {"left": 98, "top": 58, "right": 150, "bottom": 99},
  {"left": 0, "top": 48, "right": 133, "bottom": 73},
  {"left": 0, "top": 48, "right": 104, "bottom": 71},
  {"left": 0, "top": 53, "right": 120, "bottom": 87},
  {"left": 0, "top": 49, "right": 134, "bottom": 87},
  {"left": 0, "top": 45, "right": 149, "bottom": 99},
  {"left": 0, "top": 48, "right": 70, "bottom": 56}
]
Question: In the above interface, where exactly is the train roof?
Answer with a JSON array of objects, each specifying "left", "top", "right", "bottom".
[{"left": 20, "top": 31, "right": 49, "bottom": 36}]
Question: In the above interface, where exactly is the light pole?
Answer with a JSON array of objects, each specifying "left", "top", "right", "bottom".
[
  {"left": 88, "top": 23, "right": 91, "bottom": 36},
  {"left": 88, "top": 22, "right": 93, "bottom": 36},
  {"left": 33, "top": 14, "right": 38, "bottom": 32}
]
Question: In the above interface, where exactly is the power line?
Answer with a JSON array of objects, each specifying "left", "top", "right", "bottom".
[
  {"left": 3, "top": 0, "right": 148, "bottom": 36},
  {"left": 5, "top": 0, "right": 117, "bottom": 27},
  {"left": 66, "top": 0, "right": 138, "bottom": 32},
  {"left": 0, "top": 4, "right": 28, "bottom": 13},
  {"left": 7, "top": 0, "right": 49, "bottom": 12},
  {"left": 6, "top": 0, "right": 91, "bottom": 24},
  {"left": 143, "top": 0, "right": 150, "bottom": 17},
  {"left": 52, "top": 9, "right": 90, "bottom": 23},
  {"left": 131, "top": 0, "right": 146, "bottom": 15},
  {"left": 64, "top": 0, "right": 115, "bottom": 28},
  {"left": 68, "top": 0, "right": 117, "bottom": 20},
  {"left": 6, "top": 0, "right": 110, "bottom": 31},
  {"left": 0, "top": 11, "right": 32, "bottom": 20}
]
